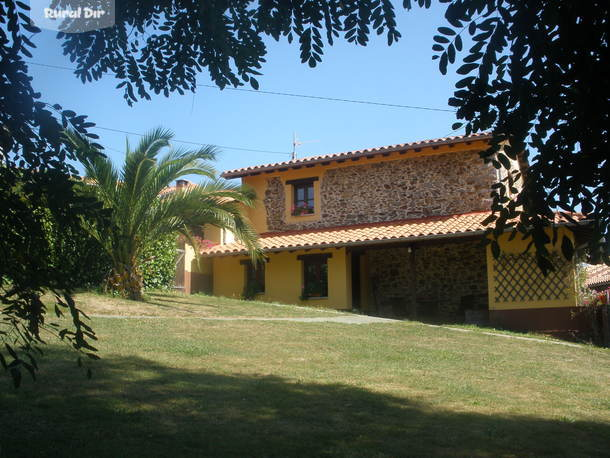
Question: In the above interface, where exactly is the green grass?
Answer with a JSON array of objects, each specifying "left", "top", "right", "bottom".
[
  {"left": 72, "top": 290, "right": 344, "bottom": 318},
  {"left": 1, "top": 292, "right": 609, "bottom": 457}
]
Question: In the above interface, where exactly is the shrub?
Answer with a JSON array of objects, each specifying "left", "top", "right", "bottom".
[
  {"left": 43, "top": 210, "right": 111, "bottom": 289},
  {"left": 139, "top": 234, "right": 178, "bottom": 290}
]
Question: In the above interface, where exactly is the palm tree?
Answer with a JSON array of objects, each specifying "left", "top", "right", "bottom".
[{"left": 66, "top": 127, "right": 260, "bottom": 301}]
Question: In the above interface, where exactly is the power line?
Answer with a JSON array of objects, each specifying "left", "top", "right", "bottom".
[
  {"left": 27, "top": 61, "right": 455, "bottom": 113},
  {"left": 93, "top": 126, "right": 291, "bottom": 155},
  {"left": 197, "top": 84, "right": 455, "bottom": 113}
]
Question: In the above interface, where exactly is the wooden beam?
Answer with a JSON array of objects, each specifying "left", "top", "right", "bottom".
[
  {"left": 297, "top": 253, "right": 333, "bottom": 261},
  {"left": 286, "top": 176, "right": 319, "bottom": 186}
]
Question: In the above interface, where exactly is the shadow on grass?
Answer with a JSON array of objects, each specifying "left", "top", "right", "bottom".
[
  {"left": 2, "top": 351, "right": 608, "bottom": 457},
  {"left": 145, "top": 292, "right": 220, "bottom": 310}
]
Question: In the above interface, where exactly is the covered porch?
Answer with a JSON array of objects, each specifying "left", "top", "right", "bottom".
[{"left": 350, "top": 237, "right": 488, "bottom": 323}]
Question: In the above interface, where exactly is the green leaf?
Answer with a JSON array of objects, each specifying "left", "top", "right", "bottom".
[
  {"left": 438, "top": 27, "right": 456, "bottom": 36},
  {"left": 433, "top": 35, "right": 450, "bottom": 44},
  {"left": 447, "top": 43, "right": 455, "bottom": 63},
  {"left": 457, "top": 63, "right": 478, "bottom": 75},
  {"left": 491, "top": 240, "right": 501, "bottom": 259},
  {"left": 439, "top": 52, "right": 448, "bottom": 75},
  {"left": 454, "top": 34, "right": 463, "bottom": 51},
  {"left": 497, "top": 153, "right": 511, "bottom": 169},
  {"left": 561, "top": 236, "right": 574, "bottom": 260}
]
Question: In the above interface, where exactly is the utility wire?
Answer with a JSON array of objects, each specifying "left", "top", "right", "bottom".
[
  {"left": 27, "top": 61, "right": 456, "bottom": 113},
  {"left": 93, "top": 126, "right": 291, "bottom": 155},
  {"left": 197, "top": 84, "right": 455, "bottom": 113}
]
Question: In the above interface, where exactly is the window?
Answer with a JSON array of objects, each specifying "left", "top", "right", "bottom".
[
  {"left": 299, "top": 254, "right": 330, "bottom": 299},
  {"left": 221, "top": 228, "right": 235, "bottom": 245},
  {"left": 243, "top": 261, "right": 265, "bottom": 294},
  {"left": 287, "top": 177, "right": 318, "bottom": 216}
]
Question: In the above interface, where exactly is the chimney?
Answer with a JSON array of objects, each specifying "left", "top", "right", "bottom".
[{"left": 176, "top": 179, "right": 190, "bottom": 188}]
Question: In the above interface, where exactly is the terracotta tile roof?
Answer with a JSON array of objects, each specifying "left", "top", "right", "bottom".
[
  {"left": 201, "top": 211, "right": 491, "bottom": 256},
  {"left": 585, "top": 264, "right": 610, "bottom": 288},
  {"left": 221, "top": 132, "right": 492, "bottom": 178},
  {"left": 201, "top": 211, "right": 589, "bottom": 256}
]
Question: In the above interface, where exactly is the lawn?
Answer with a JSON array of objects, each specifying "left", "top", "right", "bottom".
[{"left": 1, "top": 292, "right": 609, "bottom": 457}]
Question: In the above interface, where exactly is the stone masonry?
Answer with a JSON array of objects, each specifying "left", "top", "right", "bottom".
[
  {"left": 264, "top": 150, "right": 497, "bottom": 232},
  {"left": 366, "top": 239, "right": 488, "bottom": 321}
]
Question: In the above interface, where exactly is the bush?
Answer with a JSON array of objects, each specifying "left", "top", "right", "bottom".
[
  {"left": 139, "top": 234, "right": 178, "bottom": 290},
  {"left": 43, "top": 210, "right": 111, "bottom": 289}
]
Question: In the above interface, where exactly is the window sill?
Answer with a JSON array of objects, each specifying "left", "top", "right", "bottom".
[{"left": 301, "top": 296, "right": 328, "bottom": 301}]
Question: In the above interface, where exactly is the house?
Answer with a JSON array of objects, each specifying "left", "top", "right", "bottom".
[
  {"left": 585, "top": 264, "right": 610, "bottom": 292},
  {"left": 181, "top": 133, "right": 589, "bottom": 334}
]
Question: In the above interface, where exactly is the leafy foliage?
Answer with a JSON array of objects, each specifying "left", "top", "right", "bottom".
[
  {"left": 43, "top": 211, "right": 112, "bottom": 289},
  {"left": 57, "top": 0, "right": 403, "bottom": 103},
  {"left": 139, "top": 233, "right": 178, "bottom": 290},
  {"left": 66, "top": 127, "right": 261, "bottom": 300},
  {"left": 431, "top": 0, "right": 609, "bottom": 270},
  {"left": 1, "top": 0, "right": 104, "bottom": 387}
]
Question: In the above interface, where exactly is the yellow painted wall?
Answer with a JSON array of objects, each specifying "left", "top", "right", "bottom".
[
  {"left": 487, "top": 226, "right": 577, "bottom": 310},
  {"left": 204, "top": 224, "right": 223, "bottom": 244},
  {"left": 241, "top": 140, "right": 491, "bottom": 234},
  {"left": 212, "top": 248, "right": 352, "bottom": 309},
  {"left": 184, "top": 244, "right": 213, "bottom": 293}
]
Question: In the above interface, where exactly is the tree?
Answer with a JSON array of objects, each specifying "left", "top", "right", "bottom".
[
  {"left": 431, "top": 0, "right": 608, "bottom": 270},
  {"left": 67, "top": 128, "right": 260, "bottom": 301},
  {"left": 1, "top": 1, "right": 103, "bottom": 387}
]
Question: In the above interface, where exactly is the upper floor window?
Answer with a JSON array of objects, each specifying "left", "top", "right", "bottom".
[{"left": 287, "top": 177, "right": 318, "bottom": 216}]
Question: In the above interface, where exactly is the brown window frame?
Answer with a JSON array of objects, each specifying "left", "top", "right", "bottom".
[
  {"left": 287, "top": 177, "right": 318, "bottom": 216},
  {"left": 241, "top": 260, "right": 265, "bottom": 294}
]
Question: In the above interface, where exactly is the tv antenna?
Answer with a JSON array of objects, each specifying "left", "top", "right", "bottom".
[{"left": 292, "top": 132, "right": 318, "bottom": 160}]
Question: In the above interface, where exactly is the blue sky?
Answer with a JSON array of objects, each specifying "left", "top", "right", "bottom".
[{"left": 28, "top": 3, "right": 462, "bottom": 180}]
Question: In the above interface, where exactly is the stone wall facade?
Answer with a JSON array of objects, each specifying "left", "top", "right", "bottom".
[
  {"left": 366, "top": 239, "right": 488, "bottom": 321},
  {"left": 264, "top": 150, "right": 496, "bottom": 231}
]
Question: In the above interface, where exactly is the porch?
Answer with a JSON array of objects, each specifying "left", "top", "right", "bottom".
[{"left": 350, "top": 238, "right": 488, "bottom": 324}]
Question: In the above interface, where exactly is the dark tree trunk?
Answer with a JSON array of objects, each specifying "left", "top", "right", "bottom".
[{"left": 107, "top": 261, "right": 143, "bottom": 301}]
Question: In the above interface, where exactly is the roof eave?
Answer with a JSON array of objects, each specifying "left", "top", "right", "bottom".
[
  {"left": 221, "top": 134, "right": 493, "bottom": 179},
  {"left": 201, "top": 229, "right": 486, "bottom": 258}
]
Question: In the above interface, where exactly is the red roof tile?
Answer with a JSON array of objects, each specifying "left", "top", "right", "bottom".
[
  {"left": 201, "top": 212, "right": 491, "bottom": 256},
  {"left": 221, "top": 132, "right": 492, "bottom": 179},
  {"left": 201, "top": 211, "right": 589, "bottom": 256},
  {"left": 585, "top": 264, "right": 610, "bottom": 288}
]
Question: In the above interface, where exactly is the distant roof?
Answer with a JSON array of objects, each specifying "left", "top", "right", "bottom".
[
  {"left": 585, "top": 264, "right": 610, "bottom": 288},
  {"left": 221, "top": 132, "right": 493, "bottom": 179}
]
